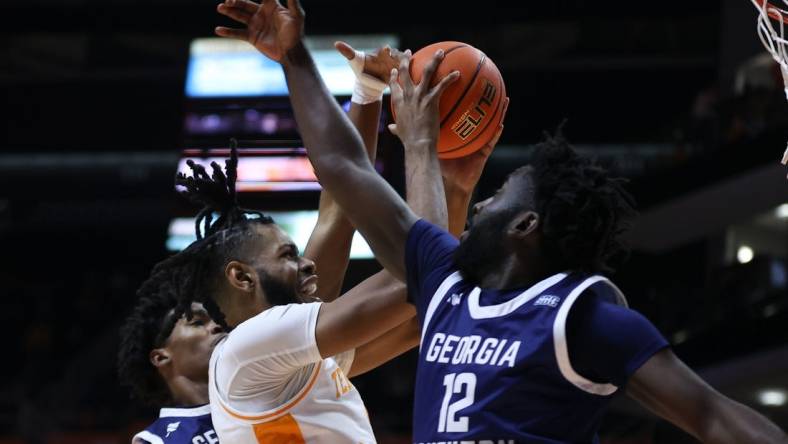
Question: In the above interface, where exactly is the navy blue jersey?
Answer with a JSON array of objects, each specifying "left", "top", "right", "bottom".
[
  {"left": 406, "top": 220, "right": 668, "bottom": 444},
  {"left": 133, "top": 405, "right": 218, "bottom": 444}
]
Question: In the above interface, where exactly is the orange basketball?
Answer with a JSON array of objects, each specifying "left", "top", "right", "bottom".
[{"left": 392, "top": 41, "right": 507, "bottom": 159}]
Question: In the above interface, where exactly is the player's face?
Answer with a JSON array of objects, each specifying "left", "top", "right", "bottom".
[
  {"left": 248, "top": 224, "right": 318, "bottom": 306},
  {"left": 455, "top": 169, "right": 535, "bottom": 284},
  {"left": 164, "top": 303, "right": 226, "bottom": 383}
]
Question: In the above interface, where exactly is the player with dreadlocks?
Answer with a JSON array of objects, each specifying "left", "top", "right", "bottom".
[
  {"left": 118, "top": 36, "right": 501, "bottom": 442},
  {"left": 216, "top": 0, "right": 788, "bottom": 442}
]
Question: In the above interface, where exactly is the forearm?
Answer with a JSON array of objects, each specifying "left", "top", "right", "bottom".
[
  {"left": 349, "top": 316, "right": 419, "bottom": 378},
  {"left": 701, "top": 398, "right": 788, "bottom": 443},
  {"left": 282, "top": 42, "right": 414, "bottom": 280},
  {"left": 316, "top": 271, "right": 413, "bottom": 358},
  {"left": 304, "top": 101, "right": 382, "bottom": 301},
  {"left": 443, "top": 181, "right": 473, "bottom": 237},
  {"left": 283, "top": 42, "right": 371, "bottom": 190},
  {"left": 404, "top": 140, "right": 449, "bottom": 230}
]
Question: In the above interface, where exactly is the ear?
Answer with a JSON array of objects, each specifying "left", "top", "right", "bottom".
[
  {"left": 225, "top": 260, "right": 256, "bottom": 293},
  {"left": 507, "top": 210, "right": 539, "bottom": 240},
  {"left": 149, "top": 348, "right": 171, "bottom": 370}
]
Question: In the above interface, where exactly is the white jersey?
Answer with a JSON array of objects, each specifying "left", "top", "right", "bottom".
[{"left": 208, "top": 302, "right": 376, "bottom": 443}]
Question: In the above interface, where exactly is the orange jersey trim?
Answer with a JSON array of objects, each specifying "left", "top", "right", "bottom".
[{"left": 220, "top": 361, "right": 322, "bottom": 422}]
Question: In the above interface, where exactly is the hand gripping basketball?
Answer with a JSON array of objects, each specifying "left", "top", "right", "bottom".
[
  {"left": 388, "top": 50, "right": 460, "bottom": 150},
  {"left": 215, "top": 0, "right": 305, "bottom": 62}
]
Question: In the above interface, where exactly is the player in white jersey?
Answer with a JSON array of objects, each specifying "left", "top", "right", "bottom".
[
  {"left": 118, "top": 40, "right": 408, "bottom": 443},
  {"left": 127, "top": 11, "right": 499, "bottom": 441}
]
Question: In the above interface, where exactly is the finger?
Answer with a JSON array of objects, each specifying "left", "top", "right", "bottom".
[
  {"left": 500, "top": 97, "right": 510, "bottom": 122},
  {"left": 334, "top": 41, "right": 356, "bottom": 60},
  {"left": 215, "top": 26, "right": 250, "bottom": 40},
  {"left": 388, "top": 123, "right": 399, "bottom": 136},
  {"left": 428, "top": 70, "right": 460, "bottom": 101},
  {"left": 288, "top": 0, "right": 305, "bottom": 18},
  {"left": 419, "top": 49, "right": 444, "bottom": 92},
  {"left": 388, "top": 47, "right": 405, "bottom": 59},
  {"left": 217, "top": 4, "right": 252, "bottom": 24},
  {"left": 389, "top": 68, "right": 403, "bottom": 102},
  {"left": 222, "top": 0, "right": 260, "bottom": 15},
  {"left": 397, "top": 54, "right": 414, "bottom": 91},
  {"left": 488, "top": 124, "right": 504, "bottom": 149}
]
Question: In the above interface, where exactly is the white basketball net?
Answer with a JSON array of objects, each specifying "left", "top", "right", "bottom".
[{"left": 751, "top": 0, "right": 788, "bottom": 165}]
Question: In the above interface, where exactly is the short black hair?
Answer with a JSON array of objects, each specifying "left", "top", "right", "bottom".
[
  {"left": 117, "top": 276, "right": 181, "bottom": 406},
  {"left": 527, "top": 131, "right": 636, "bottom": 274},
  {"left": 117, "top": 142, "right": 272, "bottom": 405}
]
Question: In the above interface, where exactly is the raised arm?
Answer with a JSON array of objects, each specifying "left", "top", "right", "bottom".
[
  {"left": 628, "top": 349, "right": 788, "bottom": 443},
  {"left": 347, "top": 116, "right": 507, "bottom": 377},
  {"left": 216, "top": 0, "right": 456, "bottom": 280},
  {"left": 303, "top": 44, "right": 397, "bottom": 302},
  {"left": 283, "top": 40, "right": 454, "bottom": 280},
  {"left": 215, "top": 0, "right": 457, "bottom": 358}
]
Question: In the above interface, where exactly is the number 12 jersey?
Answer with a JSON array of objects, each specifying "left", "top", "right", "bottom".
[{"left": 405, "top": 220, "right": 668, "bottom": 444}]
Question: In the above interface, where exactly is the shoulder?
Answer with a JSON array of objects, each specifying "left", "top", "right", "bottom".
[
  {"left": 224, "top": 302, "right": 322, "bottom": 349},
  {"left": 407, "top": 219, "right": 458, "bottom": 250}
]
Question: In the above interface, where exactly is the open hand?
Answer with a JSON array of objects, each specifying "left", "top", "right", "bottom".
[
  {"left": 216, "top": 0, "right": 304, "bottom": 62},
  {"left": 335, "top": 41, "right": 401, "bottom": 84},
  {"left": 439, "top": 97, "right": 509, "bottom": 193},
  {"left": 388, "top": 50, "right": 460, "bottom": 149}
]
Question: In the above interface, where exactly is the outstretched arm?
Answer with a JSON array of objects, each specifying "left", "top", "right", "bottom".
[
  {"left": 283, "top": 40, "right": 454, "bottom": 280},
  {"left": 215, "top": 0, "right": 456, "bottom": 358},
  {"left": 628, "top": 349, "right": 788, "bottom": 443},
  {"left": 303, "top": 44, "right": 397, "bottom": 302}
]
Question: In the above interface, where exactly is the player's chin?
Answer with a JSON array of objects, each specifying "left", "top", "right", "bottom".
[{"left": 210, "top": 332, "right": 228, "bottom": 348}]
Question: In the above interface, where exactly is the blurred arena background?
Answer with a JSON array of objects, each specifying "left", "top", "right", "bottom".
[{"left": 1, "top": 0, "right": 788, "bottom": 442}]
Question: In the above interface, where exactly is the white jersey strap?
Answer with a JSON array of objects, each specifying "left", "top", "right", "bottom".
[
  {"left": 553, "top": 275, "right": 621, "bottom": 396},
  {"left": 132, "top": 430, "right": 164, "bottom": 444},
  {"left": 159, "top": 404, "right": 211, "bottom": 418},
  {"left": 420, "top": 271, "right": 463, "bottom": 349}
]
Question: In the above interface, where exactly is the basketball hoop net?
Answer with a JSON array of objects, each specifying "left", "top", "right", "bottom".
[{"left": 750, "top": 0, "right": 788, "bottom": 166}]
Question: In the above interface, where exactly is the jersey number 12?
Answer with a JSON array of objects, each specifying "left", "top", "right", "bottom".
[{"left": 438, "top": 372, "right": 476, "bottom": 433}]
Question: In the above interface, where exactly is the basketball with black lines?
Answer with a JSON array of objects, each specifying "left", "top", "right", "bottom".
[{"left": 399, "top": 41, "right": 506, "bottom": 159}]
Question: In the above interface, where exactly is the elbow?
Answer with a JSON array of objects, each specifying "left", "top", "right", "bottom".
[{"left": 310, "top": 150, "right": 368, "bottom": 178}]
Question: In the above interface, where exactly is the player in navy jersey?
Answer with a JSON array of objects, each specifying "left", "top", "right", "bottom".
[
  {"left": 260, "top": 2, "right": 788, "bottom": 441},
  {"left": 118, "top": 295, "right": 223, "bottom": 444}
]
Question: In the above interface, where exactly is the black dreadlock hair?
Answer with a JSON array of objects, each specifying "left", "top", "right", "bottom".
[
  {"left": 527, "top": 130, "right": 637, "bottom": 274},
  {"left": 117, "top": 141, "right": 273, "bottom": 405},
  {"left": 169, "top": 141, "right": 273, "bottom": 328}
]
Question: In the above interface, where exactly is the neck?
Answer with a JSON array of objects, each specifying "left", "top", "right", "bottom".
[
  {"left": 479, "top": 254, "right": 558, "bottom": 291},
  {"left": 167, "top": 375, "right": 209, "bottom": 407},
  {"left": 221, "top": 292, "right": 268, "bottom": 328}
]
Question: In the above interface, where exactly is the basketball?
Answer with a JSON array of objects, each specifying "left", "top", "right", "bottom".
[{"left": 394, "top": 41, "right": 507, "bottom": 159}]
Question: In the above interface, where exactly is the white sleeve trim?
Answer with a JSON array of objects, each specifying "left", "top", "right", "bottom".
[
  {"left": 159, "top": 404, "right": 211, "bottom": 418},
  {"left": 419, "top": 271, "right": 464, "bottom": 349},
  {"left": 553, "top": 275, "right": 620, "bottom": 396},
  {"left": 132, "top": 431, "right": 163, "bottom": 444}
]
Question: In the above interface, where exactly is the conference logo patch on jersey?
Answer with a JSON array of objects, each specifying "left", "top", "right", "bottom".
[
  {"left": 165, "top": 421, "right": 180, "bottom": 437},
  {"left": 534, "top": 294, "right": 561, "bottom": 307}
]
